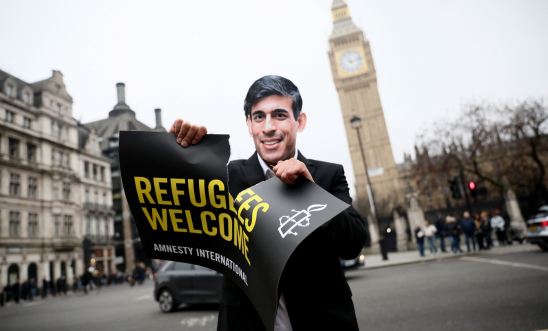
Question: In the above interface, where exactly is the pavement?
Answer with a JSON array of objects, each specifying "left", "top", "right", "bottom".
[
  {"left": 0, "top": 244, "right": 546, "bottom": 331},
  {"left": 362, "top": 242, "right": 541, "bottom": 270}
]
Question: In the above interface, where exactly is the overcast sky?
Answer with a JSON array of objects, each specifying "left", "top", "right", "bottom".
[{"left": 1, "top": 0, "right": 547, "bottom": 198}]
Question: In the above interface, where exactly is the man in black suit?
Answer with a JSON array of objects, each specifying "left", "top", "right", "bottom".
[{"left": 169, "top": 75, "right": 366, "bottom": 331}]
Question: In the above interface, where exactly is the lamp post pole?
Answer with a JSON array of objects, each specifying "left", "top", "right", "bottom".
[{"left": 351, "top": 115, "right": 378, "bottom": 218}]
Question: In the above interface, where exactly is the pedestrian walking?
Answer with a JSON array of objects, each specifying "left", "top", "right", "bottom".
[
  {"left": 11, "top": 279, "right": 20, "bottom": 304},
  {"left": 29, "top": 278, "right": 37, "bottom": 300},
  {"left": 42, "top": 277, "right": 48, "bottom": 298},
  {"left": 415, "top": 225, "right": 425, "bottom": 257},
  {"left": 21, "top": 280, "right": 29, "bottom": 301},
  {"left": 481, "top": 212, "right": 493, "bottom": 248},
  {"left": 445, "top": 216, "right": 463, "bottom": 253},
  {"left": 435, "top": 213, "right": 447, "bottom": 252},
  {"left": 474, "top": 213, "right": 486, "bottom": 251},
  {"left": 49, "top": 279, "right": 56, "bottom": 297},
  {"left": 491, "top": 208, "right": 506, "bottom": 246},
  {"left": 424, "top": 221, "right": 438, "bottom": 253},
  {"left": 461, "top": 211, "right": 477, "bottom": 252},
  {"left": 3, "top": 281, "right": 12, "bottom": 304}
]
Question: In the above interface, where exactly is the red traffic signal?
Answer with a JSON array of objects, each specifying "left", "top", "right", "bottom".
[{"left": 469, "top": 181, "right": 476, "bottom": 190}]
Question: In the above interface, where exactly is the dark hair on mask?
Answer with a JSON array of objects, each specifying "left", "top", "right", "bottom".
[{"left": 243, "top": 75, "right": 302, "bottom": 120}]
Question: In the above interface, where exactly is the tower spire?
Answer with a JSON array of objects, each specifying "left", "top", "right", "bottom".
[{"left": 330, "top": 0, "right": 361, "bottom": 38}]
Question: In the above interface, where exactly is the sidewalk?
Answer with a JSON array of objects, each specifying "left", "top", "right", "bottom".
[{"left": 354, "top": 243, "right": 539, "bottom": 271}]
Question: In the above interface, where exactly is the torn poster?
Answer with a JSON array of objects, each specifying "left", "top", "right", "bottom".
[{"left": 119, "top": 131, "right": 349, "bottom": 331}]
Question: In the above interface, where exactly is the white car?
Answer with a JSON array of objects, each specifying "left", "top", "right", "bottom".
[{"left": 526, "top": 206, "right": 548, "bottom": 251}]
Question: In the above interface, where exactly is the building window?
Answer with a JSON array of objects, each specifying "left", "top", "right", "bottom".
[
  {"left": 27, "top": 143, "right": 36, "bottom": 161},
  {"left": 53, "top": 187, "right": 59, "bottom": 200},
  {"left": 28, "top": 177, "right": 37, "bottom": 198},
  {"left": 100, "top": 166, "right": 105, "bottom": 182},
  {"left": 105, "top": 219, "right": 109, "bottom": 239},
  {"left": 85, "top": 189, "right": 89, "bottom": 204},
  {"left": 23, "top": 92, "right": 31, "bottom": 105},
  {"left": 6, "top": 84, "right": 14, "bottom": 97},
  {"left": 64, "top": 215, "right": 73, "bottom": 236},
  {"left": 93, "top": 165, "right": 98, "bottom": 180},
  {"left": 8, "top": 138, "right": 19, "bottom": 158},
  {"left": 57, "top": 124, "right": 62, "bottom": 139},
  {"left": 84, "top": 162, "right": 90, "bottom": 178},
  {"left": 103, "top": 193, "right": 107, "bottom": 207},
  {"left": 56, "top": 103, "right": 61, "bottom": 113},
  {"left": 85, "top": 215, "right": 91, "bottom": 236},
  {"left": 94, "top": 191, "right": 98, "bottom": 206},
  {"left": 57, "top": 151, "right": 63, "bottom": 167},
  {"left": 9, "top": 174, "right": 20, "bottom": 196},
  {"left": 54, "top": 215, "right": 61, "bottom": 236},
  {"left": 55, "top": 85, "right": 61, "bottom": 94},
  {"left": 5, "top": 110, "right": 14, "bottom": 123},
  {"left": 96, "top": 217, "right": 101, "bottom": 240},
  {"left": 9, "top": 211, "right": 21, "bottom": 237},
  {"left": 111, "top": 170, "right": 120, "bottom": 178},
  {"left": 28, "top": 213, "right": 38, "bottom": 237},
  {"left": 62, "top": 182, "right": 71, "bottom": 201},
  {"left": 23, "top": 117, "right": 32, "bottom": 129}
]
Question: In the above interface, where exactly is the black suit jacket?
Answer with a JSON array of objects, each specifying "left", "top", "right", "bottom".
[{"left": 217, "top": 151, "right": 366, "bottom": 331}]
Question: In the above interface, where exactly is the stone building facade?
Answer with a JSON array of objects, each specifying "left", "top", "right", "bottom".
[{"left": 0, "top": 69, "right": 114, "bottom": 290}]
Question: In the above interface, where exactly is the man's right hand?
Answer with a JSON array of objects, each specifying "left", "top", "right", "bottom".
[{"left": 169, "top": 119, "right": 208, "bottom": 147}]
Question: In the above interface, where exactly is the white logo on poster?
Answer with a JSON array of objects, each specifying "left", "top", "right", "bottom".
[{"left": 278, "top": 204, "right": 327, "bottom": 238}]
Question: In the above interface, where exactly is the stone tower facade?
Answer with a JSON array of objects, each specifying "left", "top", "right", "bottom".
[{"left": 327, "top": 0, "right": 401, "bottom": 218}]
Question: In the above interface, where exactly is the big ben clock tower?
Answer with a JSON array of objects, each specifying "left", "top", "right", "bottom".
[{"left": 328, "top": 0, "right": 401, "bottom": 218}]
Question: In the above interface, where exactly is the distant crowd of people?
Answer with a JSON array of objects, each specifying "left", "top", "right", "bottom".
[
  {"left": 0, "top": 260, "right": 159, "bottom": 307},
  {"left": 414, "top": 208, "right": 525, "bottom": 257}
]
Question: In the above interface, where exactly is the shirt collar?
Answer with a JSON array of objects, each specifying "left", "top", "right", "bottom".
[{"left": 257, "top": 149, "right": 299, "bottom": 177}]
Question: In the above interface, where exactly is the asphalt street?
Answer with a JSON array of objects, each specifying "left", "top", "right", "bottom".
[{"left": 0, "top": 247, "right": 546, "bottom": 331}]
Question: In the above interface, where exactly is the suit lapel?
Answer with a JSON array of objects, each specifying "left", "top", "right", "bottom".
[
  {"left": 240, "top": 151, "right": 265, "bottom": 188},
  {"left": 297, "top": 150, "right": 315, "bottom": 178}
]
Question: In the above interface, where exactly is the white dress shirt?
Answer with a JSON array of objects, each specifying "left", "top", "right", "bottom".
[{"left": 257, "top": 151, "right": 297, "bottom": 331}]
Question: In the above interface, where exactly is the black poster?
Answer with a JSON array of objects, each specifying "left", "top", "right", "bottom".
[{"left": 119, "top": 131, "right": 349, "bottom": 331}]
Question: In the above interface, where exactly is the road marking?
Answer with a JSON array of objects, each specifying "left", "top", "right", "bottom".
[
  {"left": 180, "top": 315, "right": 215, "bottom": 327},
  {"left": 461, "top": 257, "right": 548, "bottom": 272},
  {"left": 134, "top": 294, "right": 153, "bottom": 301}
]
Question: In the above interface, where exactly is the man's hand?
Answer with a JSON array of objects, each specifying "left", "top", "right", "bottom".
[
  {"left": 168, "top": 119, "right": 208, "bottom": 147},
  {"left": 272, "top": 159, "right": 314, "bottom": 185}
]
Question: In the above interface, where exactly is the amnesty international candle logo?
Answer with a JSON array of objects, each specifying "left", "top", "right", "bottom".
[
  {"left": 278, "top": 204, "right": 327, "bottom": 238},
  {"left": 119, "top": 131, "right": 349, "bottom": 331}
]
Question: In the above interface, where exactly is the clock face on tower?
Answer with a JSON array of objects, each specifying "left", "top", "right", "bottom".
[{"left": 340, "top": 51, "right": 363, "bottom": 72}]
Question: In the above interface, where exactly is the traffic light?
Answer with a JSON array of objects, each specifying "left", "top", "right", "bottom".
[
  {"left": 448, "top": 177, "right": 461, "bottom": 199},
  {"left": 469, "top": 181, "right": 477, "bottom": 198}
]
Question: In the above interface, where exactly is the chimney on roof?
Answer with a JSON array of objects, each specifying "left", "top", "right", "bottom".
[
  {"left": 155, "top": 108, "right": 164, "bottom": 130},
  {"left": 114, "top": 83, "right": 130, "bottom": 110}
]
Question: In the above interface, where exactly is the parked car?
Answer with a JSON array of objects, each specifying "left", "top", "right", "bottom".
[
  {"left": 340, "top": 249, "right": 366, "bottom": 270},
  {"left": 154, "top": 261, "right": 222, "bottom": 312},
  {"left": 526, "top": 206, "right": 548, "bottom": 251}
]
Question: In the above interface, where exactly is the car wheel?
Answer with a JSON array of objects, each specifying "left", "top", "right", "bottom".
[
  {"left": 538, "top": 243, "right": 548, "bottom": 252},
  {"left": 158, "top": 288, "right": 177, "bottom": 313}
]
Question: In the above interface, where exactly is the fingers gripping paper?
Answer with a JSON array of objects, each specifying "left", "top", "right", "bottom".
[{"left": 119, "top": 131, "right": 349, "bottom": 331}]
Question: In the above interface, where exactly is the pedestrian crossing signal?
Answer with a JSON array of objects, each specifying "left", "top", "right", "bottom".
[{"left": 448, "top": 177, "right": 461, "bottom": 199}]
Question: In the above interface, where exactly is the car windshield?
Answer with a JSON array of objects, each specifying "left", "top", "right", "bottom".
[{"left": 529, "top": 211, "right": 548, "bottom": 220}]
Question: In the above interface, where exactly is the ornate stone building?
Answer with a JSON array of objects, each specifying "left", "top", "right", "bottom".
[
  {"left": 327, "top": 0, "right": 402, "bottom": 219},
  {"left": 0, "top": 69, "right": 114, "bottom": 290}
]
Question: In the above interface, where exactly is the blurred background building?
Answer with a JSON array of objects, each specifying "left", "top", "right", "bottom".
[
  {"left": 83, "top": 83, "right": 165, "bottom": 273},
  {"left": 0, "top": 69, "right": 114, "bottom": 289}
]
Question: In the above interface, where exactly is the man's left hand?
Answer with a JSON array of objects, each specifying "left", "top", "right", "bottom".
[{"left": 272, "top": 159, "right": 314, "bottom": 185}]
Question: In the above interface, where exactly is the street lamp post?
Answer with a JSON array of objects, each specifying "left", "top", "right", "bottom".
[{"left": 350, "top": 114, "right": 378, "bottom": 218}]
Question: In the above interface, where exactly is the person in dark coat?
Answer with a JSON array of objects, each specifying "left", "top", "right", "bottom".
[
  {"left": 11, "top": 279, "right": 20, "bottom": 303},
  {"left": 461, "top": 211, "right": 477, "bottom": 252},
  {"left": 434, "top": 213, "right": 447, "bottom": 252},
  {"left": 481, "top": 211, "right": 493, "bottom": 248},
  {"left": 21, "top": 280, "right": 29, "bottom": 301},
  {"left": 415, "top": 225, "right": 425, "bottom": 257},
  {"left": 169, "top": 75, "right": 367, "bottom": 331},
  {"left": 445, "top": 216, "right": 463, "bottom": 253},
  {"left": 42, "top": 277, "right": 48, "bottom": 298},
  {"left": 49, "top": 279, "right": 56, "bottom": 297},
  {"left": 3, "top": 281, "right": 12, "bottom": 304}
]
